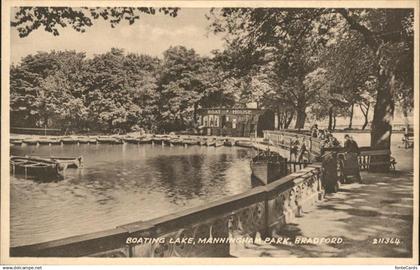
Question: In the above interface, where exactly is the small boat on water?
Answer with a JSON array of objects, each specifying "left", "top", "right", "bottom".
[
  {"left": 139, "top": 137, "right": 152, "bottom": 144},
  {"left": 97, "top": 136, "right": 123, "bottom": 144},
  {"left": 214, "top": 140, "right": 224, "bottom": 147},
  {"left": 169, "top": 138, "right": 183, "bottom": 146},
  {"left": 183, "top": 138, "right": 199, "bottom": 146},
  {"left": 61, "top": 136, "right": 77, "bottom": 144},
  {"left": 77, "top": 136, "right": 90, "bottom": 144},
  {"left": 30, "top": 156, "right": 83, "bottom": 169},
  {"left": 206, "top": 138, "right": 216, "bottom": 147},
  {"left": 224, "top": 139, "right": 236, "bottom": 146},
  {"left": 124, "top": 137, "right": 142, "bottom": 144},
  {"left": 250, "top": 150, "right": 288, "bottom": 185},
  {"left": 236, "top": 140, "right": 254, "bottom": 148},
  {"left": 22, "top": 138, "right": 38, "bottom": 145},
  {"left": 199, "top": 138, "right": 208, "bottom": 146},
  {"left": 38, "top": 136, "right": 52, "bottom": 145},
  {"left": 152, "top": 135, "right": 169, "bottom": 144},
  {"left": 10, "top": 156, "right": 64, "bottom": 181},
  {"left": 88, "top": 137, "right": 98, "bottom": 144},
  {"left": 49, "top": 137, "right": 62, "bottom": 145},
  {"left": 10, "top": 139, "right": 23, "bottom": 146}
]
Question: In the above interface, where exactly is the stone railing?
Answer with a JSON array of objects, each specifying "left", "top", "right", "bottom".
[
  {"left": 11, "top": 164, "right": 324, "bottom": 258},
  {"left": 263, "top": 130, "right": 324, "bottom": 160}
]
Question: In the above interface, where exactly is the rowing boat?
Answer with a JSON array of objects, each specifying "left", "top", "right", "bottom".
[
  {"left": 10, "top": 156, "right": 64, "bottom": 181},
  {"left": 214, "top": 140, "right": 224, "bottom": 147},
  {"left": 236, "top": 140, "right": 253, "bottom": 148},
  {"left": 10, "top": 139, "right": 23, "bottom": 146},
  {"left": 61, "top": 136, "right": 77, "bottom": 144},
  {"left": 22, "top": 138, "right": 38, "bottom": 145}
]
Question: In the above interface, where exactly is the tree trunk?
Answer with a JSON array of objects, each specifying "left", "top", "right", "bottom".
[
  {"left": 370, "top": 71, "right": 395, "bottom": 172},
  {"left": 193, "top": 103, "right": 198, "bottom": 125},
  {"left": 361, "top": 103, "right": 370, "bottom": 130},
  {"left": 285, "top": 110, "right": 294, "bottom": 129},
  {"left": 332, "top": 113, "right": 336, "bottom": 130},
  {"left": 348, "top": 103, "right": 354, "bottom": 129},
  {"left": 294, "top": 99, "right": 306, "bottom": 129},
  {"left": 328, "top": 106, "right": 333, "bottom": 130},
  {"left": 402, "top": 107, "right": 409, "bottom": 133}
]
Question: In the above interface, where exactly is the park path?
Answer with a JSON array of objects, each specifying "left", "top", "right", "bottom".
[{"left": 231, "top": 147, "right": 414, "bottom": 258}]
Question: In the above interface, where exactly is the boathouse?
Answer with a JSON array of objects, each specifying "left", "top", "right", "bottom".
[{"left": 198, "top": 107, "right": 261, "bottom": 137}]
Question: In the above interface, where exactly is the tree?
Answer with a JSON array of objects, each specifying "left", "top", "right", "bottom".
[
  {"left": 82, "top": 48, "right": 161, "bottom": 132},
  {"left": 10, "top": 51, "right": 87, "bottom": 129},
  {"left": 208, "top": 8, "right": 414, "bottom": 168},
  {"left": 11, "top": 7, "right": 179, "bottom": 37},
  {"left": 207, "top": 8, "right": 332, "bottom": 129},
  {"left": 336, "top": 9, "right": 414, "bottom": 171}
]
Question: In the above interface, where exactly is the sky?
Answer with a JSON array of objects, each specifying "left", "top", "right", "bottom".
[{"left": 10, "top": 8, "right": 225, "bottom": 64}]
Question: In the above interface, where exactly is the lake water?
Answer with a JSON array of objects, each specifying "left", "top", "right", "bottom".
[
  {"left": 9, "top": 132, "right": 411, "bottom": 247},
  {"left": 10, "top": 144, "right": 253, "bottom": 246}
]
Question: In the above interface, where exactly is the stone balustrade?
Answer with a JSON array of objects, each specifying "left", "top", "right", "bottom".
[{"left": 10, "top": 164, "right": 324, "bottom": 258}]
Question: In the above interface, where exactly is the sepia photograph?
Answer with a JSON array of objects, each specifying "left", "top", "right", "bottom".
[{"left": 1, "top": 0, "right": 418, "bottom": 265}]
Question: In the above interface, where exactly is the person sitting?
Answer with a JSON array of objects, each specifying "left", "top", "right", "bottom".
[
  {"left": 344, "top": 134, "right": 360, "bottom": 154},
  {"left": 326, "top": 134, "right": 340, "bottom": 147}
]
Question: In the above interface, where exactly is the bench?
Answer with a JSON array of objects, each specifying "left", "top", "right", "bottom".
[
  {"left": 323, "top": 147, "right": 396, "bottom": 171},
  {"left": 402, "top": 132, "right": 414, "bottom": 149},
  {"left": 359, "top": 149, "right": 396, "bottom": 171}
]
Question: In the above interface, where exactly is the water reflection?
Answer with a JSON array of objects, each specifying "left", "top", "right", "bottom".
[{"left": 10, "top": 144, "right": 253, "bottom": 246}]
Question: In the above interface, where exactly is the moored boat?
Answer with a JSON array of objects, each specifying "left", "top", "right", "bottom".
[
  {"left": 183, "top": 138, "right": 199, "bottom": 146},
  {"left": 124, "top": 137, "right": 142, "bottom": 144},
  {"left": 97, "top": 136, "right": 122, "bottom": 144},
  {"left": 10, "top": 139, "right": 23, "bottom": 146},
  {"left": 49, "top": 137, "right": 62, "bottom": 145},
  {"left": 29, "top": 155, "right": 83, "bottom": 169},
  {"left": 77, "top": 136, "right": 90, "bottom": 144},
  {"left": 250, "top": 150, "right": 288, "bottom": 185},
  {"left": 88, "top": 137, "right": 98, "bottom": 144},
  {"left": 224, "top": 139, "right": 236, "bottom": 146},
  {"left": 139, "top": 137, "right": 152, "bottom": 144},
  {"left": 10, "top": 156, "right": 63, "bottom": 181},
  {"left": 38, "top": 136, "right": 52, "bottom": 145},
  {"left": 199, "top": 138, "right": 208, "bottom": 146},
  {"left": 152, "top": 135, "right": 168, "bottom": 144},
  {"left": 169, "top": 138, "right": 183, "bottom": 146},
  {"left": 22, "top": 138, "right": 38, "bottom": 145},
  {"left": 214, "top": 140, "right": 224, "bottom": 147},
  {"left": 236, "top": 140, "right": 253, "bottom": 148},
  {"left": 61, "top": 136, "right": 77, "bottom": 144},
  {"left": 206, "top": 138, "right": 216, "bottom": 146}
]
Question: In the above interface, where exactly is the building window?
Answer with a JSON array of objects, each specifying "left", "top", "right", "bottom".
[
  {"left": 214, "top": 116, "right": 219, "bottom": 127},
  {"left": 203, "top": 116, "right": 208, "bottom": 127},
  {"left": 232, "top": 118, "right": 237, "bottom": 129}
]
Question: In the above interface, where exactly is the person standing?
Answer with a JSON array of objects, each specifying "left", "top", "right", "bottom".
[
  {"left": 311, "top": 124, "right": 319, "bottom": 138},
  {"left": 342, "top": 134, "right": 362, "bottom": 183}
]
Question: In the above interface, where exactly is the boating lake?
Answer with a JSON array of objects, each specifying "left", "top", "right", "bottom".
[{"left": 10, "top": 144, "right": 254, "bottom": 246}]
